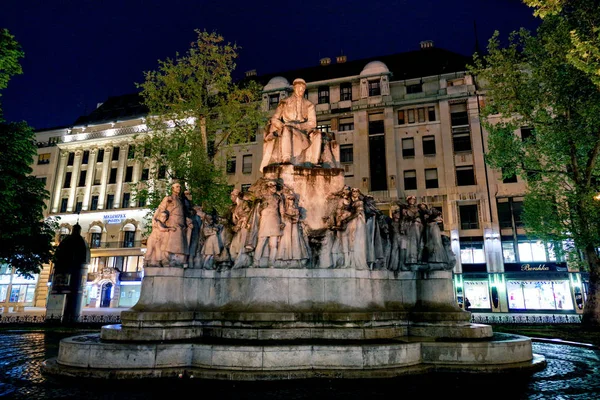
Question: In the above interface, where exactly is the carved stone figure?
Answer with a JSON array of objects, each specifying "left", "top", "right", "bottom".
[
  {"left": 200, "top": 213, "right": 223, "bottom": 270},
  {"left": 260, "top": 78, "right": 322, "bottom": 170},
  {"left": 145, "top": 210, "right": 176, "bottom": 267},
  {"left": 347, "top": 188, "right": 368, "bottom": 270},
  {"left": 402, "top": 196, "right": 424, "bottom": 266},
  {"left": 420, "top": 204, "right": 446, "bottom": 263},
  {"left": 229, "top": 189, "right": 252, "bottom": 261},
  {"left": 253, "top": 180, "right": 285, "bottom": 267},
  {"left": 387, "top": 208, "right": 403, "bottom": 273},
  {"left": 155, "top": 181, "right": 189, "bottom": 267},
  {"left": 276, "top": 193, "right": 310, "bottom": 268}
]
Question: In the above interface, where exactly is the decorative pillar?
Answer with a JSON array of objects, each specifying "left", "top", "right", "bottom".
[
  {"left": 81, "top": 148, "right": 98, "bottom": 210},
  {"left": 51, "top": 151, "right": 69, "bottom": 213},
  {"left": 113, "top": 146, "right": 127, "bottom": 208},
  {"left": 98, "top": 146, "right": 112, "bottom": 209},
  {"left": 66, "top": 150, "right": 82, "bottom": 212}
]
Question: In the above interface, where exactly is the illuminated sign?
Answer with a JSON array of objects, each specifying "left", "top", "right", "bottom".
[{"left": 103, "top": 213, "right": 127, "bottom": 224}]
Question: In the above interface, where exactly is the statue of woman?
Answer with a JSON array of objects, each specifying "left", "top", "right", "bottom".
[
  {"left": 420, "top": 204, "right": 446, "bottom": 263},
  {"left": 402, "top": 196, "right": 424, "bottom": 266},
  {"left": 276, "top": 193, "right": 310, "bottom": 267},
  {"left": 155, "top": 181, "right": 189, "bottom": 267},
  {"left": 347, "top": 188, "right": 368, "bottom": 270},
  {"left": 200, "top": 213, "right": 223, "bottom": 270}
]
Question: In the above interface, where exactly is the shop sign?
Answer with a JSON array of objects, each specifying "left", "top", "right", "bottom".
[
  {"left": 103, "top": 213, "right": 126, "bottom": 224},
  {"left": 504, "top": 262, "right": 567, "bottom": 272}
]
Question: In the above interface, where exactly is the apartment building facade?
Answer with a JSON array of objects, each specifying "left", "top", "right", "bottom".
[{"left": 1, "top": 42, "right": 584, "bottom": 319}]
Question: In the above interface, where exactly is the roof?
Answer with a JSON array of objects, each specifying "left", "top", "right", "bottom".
[
  {"left": 73, "top": 92, "right": 148, "bottom": 126},
  {"left": 245, "top": 47, "right": 472, "bottom": 86}
]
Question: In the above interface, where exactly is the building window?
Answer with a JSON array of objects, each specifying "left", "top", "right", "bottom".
[
  {"left": 91, "top": 195, "right": 99, "bottom": 211},
  {"left": 502, "top": 168, "right": 518, "bottom": 183},
  {"left": 141, "top": 168, "right": 149, "bottom": 181},
  {"left": 38, "top": 153, "right": 50, "bottom": 165},
  {"left": 60, "top": 198, "right": 68, "bottom": 213},
  {"left": 398, "top": 110, "right": 405, "bottom": 125},
  {"left": 459, "top": 205, "right": 479, "bottom": 229},
  {"left": 506, "top": 279, "right": 573, "bottom": 310},
  {"left": 450, "top": 103, "right": 469, "bottom": 126},
  {"left": 318, "top": 86, "right": 330, "bottom": 104},
  {"left": 368, "top": 80, "right": 381, "bottom": 96},
  {"left": 125, "top": 166, "right": 133, "bottom": 182},
  {"left": 143, "top": 145, "right": 151, "bottom": 157},
  {"left": 453, "top": 131, "right": 472, "bottom": 152},
  {"left": 67, "top": 152, "right": 75, "bottom": 166},
  {"left": 226, "top": 158, "right": 236, "bottom": 174},
  {"left": 97, "top": 149, "right": 104, "bottom": 163},
  {"left": 127, "top": 145, "right": 135, "bottom": 159},
  {"left": 106, "top": 194, "right": 114, "bottom": 209},
  {"left": 112, "top": 146, "right": 120, "bottom": 161},
  {"left": 425, "top": 168, "right": 438, "bottom": 189},
  {"left": 402, "top": 138, "right": 415, "bottom": 158},
  {"left": 340, "top": 82, "right": 352, "bottom": 101},
  {"left": 122, "top": 192, "right": 130, "bottom": 208},
  {"left": 158, "top": 165, "right": 166, "bottom": 179},
  {"left": 123, "top": 231, "right": 135, "bottom": 248},
  {"left": 460, "top": 237, "right": 485, "bottom": 263},
  {"left": 456, "top": 166, "right": 475, "bottom": 186},
  {"left": 90, "top": 232, "right": 102, "bottom": 249},
  {"left": 407, "top": 109, "right": 415, "bottom": 124},
  {"left": 417, "top": 108, "right": 425, "bottom": 123},
  {"left": 521, "top": 127, "right": 535, "bottom": 142},
  {"left": 406, "top": 83, "right": 422, "bottom": 94},
  {"left": 137, "top": 194, "right": 147, "bottom": 207},
  {"left": 512, "top": 201, "right": 524, "bottom": 227},
  {"left": 93, "top": 169, "right": 101, "bottom": 185},
  {"left": 268, "top": 94, "right": 280, "bottom": 110},
  {"left": 422, "top": 135, "right": 436, "bottom": 155},
  {"left": 404, "top": 170, "right": 417, "bottom": 190},
  {"left": 64, "top": 172, "right": 72, "bottom": 188},
  {"left": 338, "top": 117, "right": 354, "bottom": 131},
  {"left": 82, "top": 150, "right": 89, "bottom": 164},
  {"left": 241, "top": 184, "right": 251, "bottom": 193},
  {"left": 242, "top": 155, "right": 252, "bottom": 174},
  {"left": 340, "top": 144, "right": 353, "bottom": 163},
  {"left": 37, "top": 177, "right": 47, "bottom": 186},
  {"left": 368, "top": 120, "right": 384, "bottom": 134},
  {"left": 109, "top": 168, "right": 118, "bottom": 184},
  {"left": 75, "top": 201, "right": 83, "bottom": 213},
  {"left": 498, "top": 202, "right": 512, "bottom": 229},
  {"left": 428, "top": 106, "right": 436, "bottom": 121},
  {"left": 78, "top": 170, "right": 86, "bottom": 187}
]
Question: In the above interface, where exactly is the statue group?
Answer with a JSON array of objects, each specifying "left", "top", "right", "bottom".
[
  {"left": 144, "top": 181, "right": 455, "bottom": 272},
  {"left": 144, "top": 78, "right": 455, "bottom": 272}
]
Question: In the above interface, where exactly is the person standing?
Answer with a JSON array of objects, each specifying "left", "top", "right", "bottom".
[{"left": 253, "top": 180, "right": 285, "bottom": 267}]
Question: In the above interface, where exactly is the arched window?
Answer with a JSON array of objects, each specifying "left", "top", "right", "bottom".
[
  {"left": 89, "top": 225, "right": 102, "bottom": 249},
  {"left": 122, "top": 223, "right": 136, "bottom": 248}
]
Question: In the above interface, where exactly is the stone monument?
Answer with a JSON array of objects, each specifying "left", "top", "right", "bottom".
[{"left": 43, "top": 78, "right": 545, "bottom": 380}]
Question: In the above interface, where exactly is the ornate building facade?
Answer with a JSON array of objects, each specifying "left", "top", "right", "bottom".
[{"left": 1, "top": 41, "right": 583, "bottom": 319}]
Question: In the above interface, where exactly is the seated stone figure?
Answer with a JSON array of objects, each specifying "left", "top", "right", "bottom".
[{"left": 260, "top": 78, "right": 322, "bottom": 171}]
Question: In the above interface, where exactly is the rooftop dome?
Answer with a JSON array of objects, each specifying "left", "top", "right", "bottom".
[
  {"left": 360, "top": 61, "right": 389, "bottom": 76},
  {"left": 264, "top": 76, "right": 290, "bottom": 91}
]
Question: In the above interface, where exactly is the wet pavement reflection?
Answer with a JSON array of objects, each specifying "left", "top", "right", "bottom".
[{"left": 0, "top": 329, "right": 599, "bottom": 399}]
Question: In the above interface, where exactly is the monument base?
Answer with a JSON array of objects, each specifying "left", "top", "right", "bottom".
[{"left": 44, "top": 332, "right": 545, "bottom": 380}]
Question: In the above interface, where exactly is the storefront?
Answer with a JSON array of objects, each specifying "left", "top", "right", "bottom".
[{"left": 0, "top": 264, "right": 38, "bottom": 310}]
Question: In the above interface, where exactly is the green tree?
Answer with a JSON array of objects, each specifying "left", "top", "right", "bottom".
[
  {"left": 471, "top": 14, "right": 600, "bottom": 324},
  {"left": 135, "top": 29, "right": 266, "bottom": 219},
  {"left": 524, "top": 0, "right": 600, "bottom": 88},
  {"left": 0, "top": 29, "right": 57, "bottom": 278}
]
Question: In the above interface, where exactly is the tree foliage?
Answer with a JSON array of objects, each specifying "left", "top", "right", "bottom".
[
  {"left": 0, "top": 29, "right": 57, "bottom": 277},
  {"left": 470, "top": 12, "right": 600, "bottom": 324},
  {"left": 524, "top": 0, "right": 600, "bottom": 88},
  {"left": 134, "top": 29, "right": 267, "bottom": 220}
]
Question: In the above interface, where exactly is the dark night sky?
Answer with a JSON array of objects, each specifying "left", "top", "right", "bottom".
[{"left": 1, "top": 0, "right": 540, "bottom": 130}]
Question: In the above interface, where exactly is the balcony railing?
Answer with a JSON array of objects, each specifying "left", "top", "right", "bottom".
[
  {"left": 119, "top": 271, "right": 143, "bottom": 282},
  {"left": 90, "top": 240, "right": 143, "bottom": 249}
]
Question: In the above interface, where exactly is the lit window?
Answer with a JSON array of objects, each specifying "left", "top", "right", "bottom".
[
  {"left": 318, "top": 86, "right": 330, "bottom": 104},
  {"left": 340, "top": 82, "right": 352, "bottom": 101},
  {"left": 38, "top": 153, "right": 51, "bottom": 165}
]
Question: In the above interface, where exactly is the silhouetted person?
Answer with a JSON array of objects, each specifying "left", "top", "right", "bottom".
[{"left": 49, "top": 223, "right": 90, "bottom": 323}]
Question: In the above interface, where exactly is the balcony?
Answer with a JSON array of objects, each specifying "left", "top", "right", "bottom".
[
  {"left": 119, "top": 271, "right": 143, "bottom": 282},
  {"left": 90, "top": 240, "right": 143, "bottom": 249}
]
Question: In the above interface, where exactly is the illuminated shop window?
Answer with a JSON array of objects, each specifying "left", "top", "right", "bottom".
[
  {"left": 460, "top": 237, "right": 485, "bottom": 264},
  {"left": 507, "top": 280, "right": 574, "bottom": 310},
  {"left": 463, "top": 281, "right": 491, "bottom": 309}
]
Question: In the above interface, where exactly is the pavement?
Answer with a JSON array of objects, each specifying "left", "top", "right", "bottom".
[{"left": 0, "top": 306, "right": 129, "bottom": 318}]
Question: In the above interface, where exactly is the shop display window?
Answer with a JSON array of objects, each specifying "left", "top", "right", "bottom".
[
  {"left": 464, "top": 281, "right": 491, "bottom": 309},
  {"left": 0, "top": 285, "right": 8, "bottom": 303},
  {"left": 507, "top": 280, "right": 574, "bottom": 310}
]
